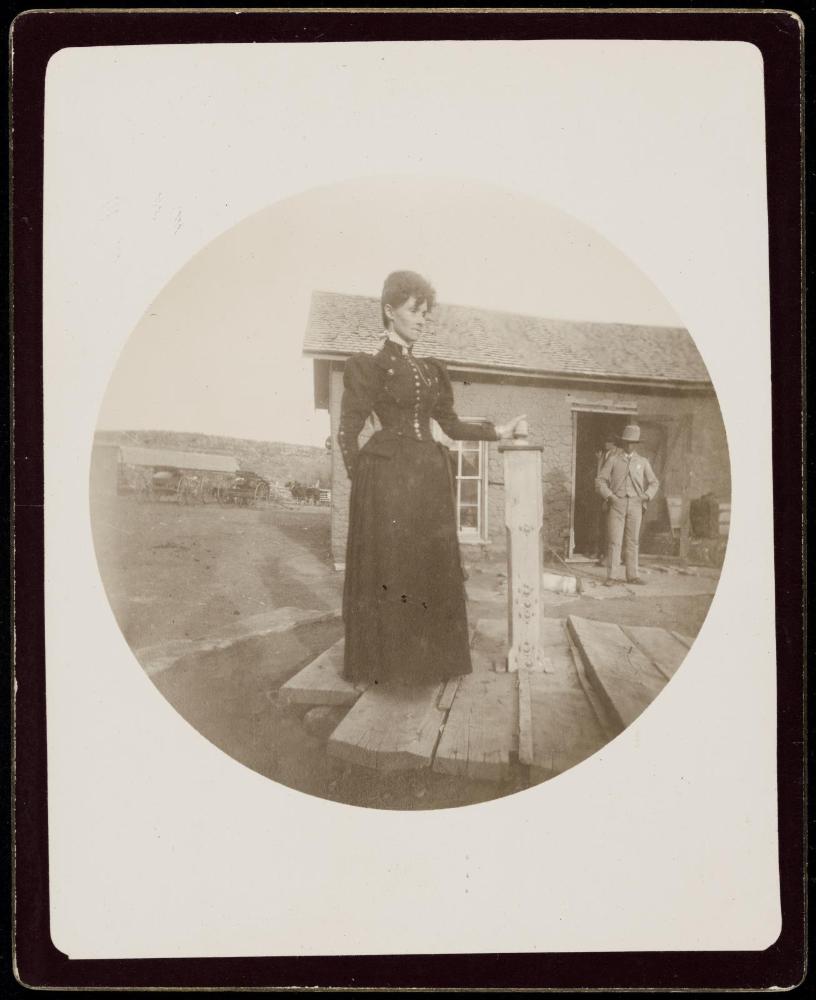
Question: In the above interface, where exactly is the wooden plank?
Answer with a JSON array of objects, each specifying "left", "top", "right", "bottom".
[
  {"left": 438, "top": 677, "right": 461, "bottom": 712},
  {"left": 535, "top": 618, "right": 576, "bottom": 678},
  {"left": 278, "top": 638, "right": 366, "bottom": 707},
  {"left": 540, "top": 617, "right": 568, "bottom": 648},
  {"left": 470, "top": 648, "right": 500, "bottom": 674},
  {"left": 621, "top": 625, "right": 689, "bottom": 681},
  {"left": 671, "top": 630, "right": 693, "bottom": 649},
  {"left": 433, "top": 672, "right": 518, "bottom": 782},
  {"left": 519, "top": 667, "right": 609, "bottom": 780},
  {"left": 566, "top": 631, "right": 622, "bottom": 738},
  {"left": 327, "top": 682, "right": 444, "bottom": 771},
  {"left": 519, "top": 621, "right": 611, "bottom": 777},
  {"left": 567, "top": 616, "right": 668, "bottom": 730},
  {"left": 471, "top": 617, "right": 507, "bottom": 671},
  {"left": 517, "top": 669, "right": 534, "bottom": 766}
]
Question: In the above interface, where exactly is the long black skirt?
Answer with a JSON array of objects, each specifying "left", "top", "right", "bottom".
[{"left": 342, "top": 439, "right": 473, "bottom": 686}]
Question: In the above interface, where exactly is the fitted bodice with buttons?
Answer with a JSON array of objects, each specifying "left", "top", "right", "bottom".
[
  {"left": 337, "top": 339, "right": 498, "bottom": 478},
  {"left": 377, "top": 349, "right": 438, "bottom": 441}
]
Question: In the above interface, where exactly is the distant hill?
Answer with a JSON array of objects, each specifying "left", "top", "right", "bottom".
[{"left": 95, "top": 429, "right": 331, "bottom": 488}]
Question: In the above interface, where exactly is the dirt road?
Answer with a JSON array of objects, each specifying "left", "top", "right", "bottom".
[{"left": 91, "top": 493, "right": 342, "bottom": 650}]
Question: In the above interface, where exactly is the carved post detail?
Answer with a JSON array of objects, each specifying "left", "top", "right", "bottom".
[{"left": 499, "top": 420, "right": 544, "bottom": 672}]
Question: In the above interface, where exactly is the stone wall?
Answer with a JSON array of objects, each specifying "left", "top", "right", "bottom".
[{"left": 327, "top": 362, "right": 730, "bottom": 565}]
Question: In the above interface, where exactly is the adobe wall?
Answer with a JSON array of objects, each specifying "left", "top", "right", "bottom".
[{"left": 327, "top": 363, "right": 730, "bottom": 564}]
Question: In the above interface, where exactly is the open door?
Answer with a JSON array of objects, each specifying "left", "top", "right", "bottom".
[
  {"left": 570, "top": 411, "right": 629, "bottom": 559},
  {"left": 571, "top": 409, "right": 686, "bottom": 561}
]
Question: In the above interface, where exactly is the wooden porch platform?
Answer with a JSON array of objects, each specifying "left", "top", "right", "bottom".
[{"left": 279, "top": 616, "right": 692, "bottom": 783}]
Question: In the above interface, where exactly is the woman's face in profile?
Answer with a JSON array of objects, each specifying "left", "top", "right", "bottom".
[{"left": 386, "top": 295, "right": 430, "bottom": 344}]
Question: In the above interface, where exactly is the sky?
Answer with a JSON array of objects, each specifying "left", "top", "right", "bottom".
[{"left": 97, "top": 175, "right": 683, "bottom": 447}]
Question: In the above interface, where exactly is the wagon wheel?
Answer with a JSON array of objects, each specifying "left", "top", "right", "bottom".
[{"left": 253, "top": 482, "right": 270, "bottom": 508}]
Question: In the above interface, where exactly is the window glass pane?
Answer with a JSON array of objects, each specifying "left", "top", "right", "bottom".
[
  {"left": 460, "top": 480, "right": 479, "bottom": 505},
  {"left": 459, "top": 506, "right": 479, "bottom": 529},
  {"left": 454, "top": 437, "right": 486, "bottom": 540},
  {"left": 460, "top": 452, "right": 480, "bottom": 477}
]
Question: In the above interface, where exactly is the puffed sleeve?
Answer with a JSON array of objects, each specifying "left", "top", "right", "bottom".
[
  {"left": 430, "top": 358, "right": 499, "bottom": 441},
  {"left": 338, "top": 354, "right": 378, "bottom": 479}
]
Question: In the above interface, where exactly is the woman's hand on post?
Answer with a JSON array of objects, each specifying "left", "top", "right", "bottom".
[{"left": 495, "top": 414, "right": 528, "bottom": 440}]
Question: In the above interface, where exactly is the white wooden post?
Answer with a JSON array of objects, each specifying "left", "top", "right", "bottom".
[{"left": 499, "top": 421, "right": 544, "bottom": 672}]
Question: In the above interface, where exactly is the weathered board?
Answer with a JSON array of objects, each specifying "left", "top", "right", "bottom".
[
  {"left": 471, "top": 617, "right": 508, "bottom": 671},
  {"left": 327, "top": 682, "right": 445, "bottom": 771},
  {"left": 470, "top": 647, "right": 501, "bottom": 674},
  {"left": 278, "top": 638, "right": 366, "bottom": 707},
  {"left": 518, "top": 620, "right": 609, "bottom": 778},
  {"left": 621, "top": 625, "right": 689, "bottom": 681},
  {"left": 540, "top": 617, "right": 568, "bottom": 647},
  {"left": 566, "top": 631, "right": 622, "bottom": 737},
  {"left": 518, "top": 667, "right": 608, "bottom": 779},
  {"left": 537, "top": 617, "right": 578, "bottom": 676},
  {"left": 671, "top": 630, "right": 693, "bottom": 650},
  {"left": 438, "top": 677, "right": 461, "bottom": 712},
  {"left": 433, "top": 671, "right": 518, "bottom": 782},
  {"left": 567, "top": 616, "right": 668, "bottom": 730}
]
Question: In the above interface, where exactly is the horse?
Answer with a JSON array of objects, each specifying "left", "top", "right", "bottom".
[{"left": 286, "top": 480, "right": 320, "bottom": 504}]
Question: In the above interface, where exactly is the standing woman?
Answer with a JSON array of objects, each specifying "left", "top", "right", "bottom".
[{"left": 338, "top": 271, "right": 526, "bottom": 686}]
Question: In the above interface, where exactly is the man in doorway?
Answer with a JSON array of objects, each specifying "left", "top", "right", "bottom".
[
  {"left": 595, "top": 424, "right": 659, "bottom": 586},
  {"left": 594, "top": 435, "right": 619, "bottom": 563}
]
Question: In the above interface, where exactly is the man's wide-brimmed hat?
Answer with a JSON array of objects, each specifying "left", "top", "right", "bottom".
[{"left": 620, "top": 424, "right": 641, "bottom": 442}]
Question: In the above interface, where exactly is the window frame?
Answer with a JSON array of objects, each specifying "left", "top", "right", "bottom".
[
  {"left": 453, "top": 437, "right": 489, "bottom": 544},
  {"left": 430, "top": 418, "right": 491, "bottom": 544}
]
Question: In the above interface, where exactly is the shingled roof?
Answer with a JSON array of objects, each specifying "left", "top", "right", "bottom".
[{"left": 302, "top": 290, "right": 710, "bottom": 386}]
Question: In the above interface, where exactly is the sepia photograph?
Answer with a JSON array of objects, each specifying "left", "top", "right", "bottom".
[
  {"left": 14, "top": 12, "right": 802, "bottom": 981},
  {"left": 90, "top": 176, "right": 731, "bottom": 810}
]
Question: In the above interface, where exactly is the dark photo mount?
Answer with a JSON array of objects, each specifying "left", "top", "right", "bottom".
[{"left": 8, "top": 8, "right": 805, "bottom": 992}]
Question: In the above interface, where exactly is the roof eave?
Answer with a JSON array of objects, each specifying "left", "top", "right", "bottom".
[{"left": 302, "top": 349, "right": 711, "bottom": 391}]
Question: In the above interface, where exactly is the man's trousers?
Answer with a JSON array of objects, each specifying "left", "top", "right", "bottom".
[
  {"left": 595, "top": 500, "right": 608, "bottom": 558},
  {"left": 605, "top": 496, "right": 645, "bottom": 580}
]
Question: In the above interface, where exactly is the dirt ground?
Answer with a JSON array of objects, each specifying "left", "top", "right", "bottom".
[
  {"left": 91, "top": 493, "right": 342, "bottom": 649},
  {"left": 90, "top": 490, "right": 718, "bottom": 811},
  {"left": 151, "top": 628, "right": 529, "bottom": 811}
]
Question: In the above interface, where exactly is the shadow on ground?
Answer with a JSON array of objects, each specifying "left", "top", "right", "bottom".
[{"left": 152, "top": 619, "right": 530, "bottom": 810}]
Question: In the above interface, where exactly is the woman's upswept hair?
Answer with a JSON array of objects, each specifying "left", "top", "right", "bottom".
[{"left": 380, "top": 270, "right": 436, "bottom": 329}]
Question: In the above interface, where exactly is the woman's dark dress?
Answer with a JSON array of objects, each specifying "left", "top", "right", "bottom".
[{"left": 338, "top": 337, "right": 497, "bottom": 686}]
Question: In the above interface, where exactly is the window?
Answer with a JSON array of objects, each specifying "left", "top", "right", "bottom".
[
  {"left": 453, "top": 439, "right": 489, "bottom": 541},
  {"left": 431, "top": 419, "right": 490, "bottom": 543}
]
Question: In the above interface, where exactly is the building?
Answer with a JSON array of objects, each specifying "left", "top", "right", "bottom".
[
  {"left": 302, "top": 290, "right": 730, "bottom": 567},
  {"left": 90, "top": 442, "right": 239, "bottom": 494}
]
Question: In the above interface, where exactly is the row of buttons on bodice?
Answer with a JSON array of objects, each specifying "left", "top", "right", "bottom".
[{"left": 406, "top": 354, "right": 432, "bottom": 440}]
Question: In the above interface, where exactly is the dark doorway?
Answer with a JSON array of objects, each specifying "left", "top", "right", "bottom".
[{"left": 571, "top": 411, "right": 629, "bottom": 558}]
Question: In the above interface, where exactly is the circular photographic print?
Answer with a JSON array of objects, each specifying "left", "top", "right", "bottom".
[{"left": 90, "top": 176, "right": 731, "bottom": 810}]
